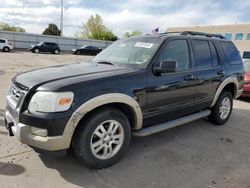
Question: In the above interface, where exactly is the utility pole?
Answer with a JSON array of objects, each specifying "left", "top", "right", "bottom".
[{"left": 60, "top": 0, "right": 63, "bottom": 36}]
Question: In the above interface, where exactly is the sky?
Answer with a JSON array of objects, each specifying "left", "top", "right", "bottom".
[{"left": 0, "top": 0, "right": 250, "bottom": 37}]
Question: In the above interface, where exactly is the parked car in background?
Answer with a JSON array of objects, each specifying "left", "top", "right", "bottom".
[
  {"left": 0, "top": 38, "right": 14, "bottom": 52},
  {"left": 241, "top": 59, "right": 250, "bottom": 98},
  {"left": 72, "top": 45, "right": 102, "bottom": 55},
  {"left": 30, "top": 42, "right": 60, "bottom": 54}
]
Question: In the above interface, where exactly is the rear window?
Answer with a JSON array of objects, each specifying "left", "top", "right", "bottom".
[
  {"left": 193, "top": 40, "right": 212, "bottom": 68},
  {"left": 220, "top": 41, "right": 242, "bottom": 64},
  {"left": 0, "top": 39, "right": 5, "bottom": 43}
]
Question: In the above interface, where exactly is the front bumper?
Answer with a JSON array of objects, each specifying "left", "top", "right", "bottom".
[{"left": 5, "top": 110, "right": 70, "bottom": 151}]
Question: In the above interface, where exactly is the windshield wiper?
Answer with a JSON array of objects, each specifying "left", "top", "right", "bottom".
[{"left": 96, "top": 61, "right": 116, "bottom": 66}]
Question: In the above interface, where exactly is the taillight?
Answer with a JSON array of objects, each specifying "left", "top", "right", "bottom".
[{"left": 8, "top": 43, "right": 12, "bottom": 46}]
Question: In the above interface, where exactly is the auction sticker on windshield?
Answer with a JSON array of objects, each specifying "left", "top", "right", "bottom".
[{"left": 135, "top": 42, "right": 154, "bottom": 48}]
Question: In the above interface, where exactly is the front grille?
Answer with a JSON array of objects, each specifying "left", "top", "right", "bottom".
[
  {"left": 9, "top": 81, "right": 29, "bottom": 104},
  {"left": 12, "top": 80, "right": 29, "bottom": 91},
  {"left": 11, "top": 85, "right": 23, "bottom": 101}
]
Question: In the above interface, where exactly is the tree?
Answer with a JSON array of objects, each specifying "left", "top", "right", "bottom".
[
  {"left": 42, "top": 23, "right": 61, "bottom": 36},
  {"left": 79, "top": 14, "right": 118, "bottom": 41},
  {"left": 124, "top": 31, "right": 143, "bottom": 38},
  {"left": 0, "top": 22, "right": 25, "bottom": 32}
]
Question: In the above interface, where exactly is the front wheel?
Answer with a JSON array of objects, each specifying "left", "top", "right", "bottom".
[
  {"left": 72, "top": 107, "right": 131, "bottom": 169},
  {"left": 209, "top": 91, "right": 233, "bottom": 125},
  {"left": 34, "top": 48, "right": 39, "bottom": 53}
]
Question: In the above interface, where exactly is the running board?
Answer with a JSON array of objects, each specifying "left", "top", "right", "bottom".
[{"left": 132, "top": 109, "right": 211, "bottom": 137}]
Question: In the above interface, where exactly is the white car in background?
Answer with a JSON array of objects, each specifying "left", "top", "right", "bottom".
[{"left": 0, "top": 38, "right": 14, "bottom": 52}]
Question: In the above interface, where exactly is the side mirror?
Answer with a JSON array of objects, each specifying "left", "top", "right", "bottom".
[{"left": 153, "top": 60, "right": 177, "bottom": 74}]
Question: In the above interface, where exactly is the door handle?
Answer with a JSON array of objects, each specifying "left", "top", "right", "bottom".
[
  {"left": 217, "top": 70, "right": 225, "bottom": 76},
  {"left": 184, "top": 74, "right": 195, "bottom": 81}
]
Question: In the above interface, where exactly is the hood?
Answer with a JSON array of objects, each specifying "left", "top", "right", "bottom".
[{"left": 14, "top": 62, "right": 131, "bottom": 90}]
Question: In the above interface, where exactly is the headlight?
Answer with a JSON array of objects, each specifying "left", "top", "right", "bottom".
[{"left": 28, "top": 91, "right": 74, "bottom": 113}]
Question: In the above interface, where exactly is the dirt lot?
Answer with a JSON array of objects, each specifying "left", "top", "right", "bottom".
[{"left": 0, "top": 51, "right": 250, "bottom": 188}]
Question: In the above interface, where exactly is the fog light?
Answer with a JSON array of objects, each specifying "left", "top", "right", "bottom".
[{"left": 31, "top": 127, "right": 48, "bottom": 137}]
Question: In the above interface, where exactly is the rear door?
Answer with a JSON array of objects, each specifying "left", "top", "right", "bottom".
[
  {"left": 191, "top": 39, "right": 224, "bottom": 109},
  {"left": 145, "top": 38, "right": 197, "bottom": 126}
]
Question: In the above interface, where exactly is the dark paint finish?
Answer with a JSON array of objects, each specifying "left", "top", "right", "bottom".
[
  {"left": 72, "top": 46, "right": 102, "bottom": 55},
  {"left": 30, "top": 42, "right": 60, "bottom": 53},
  {"left": 6, "top": 35, "right": 244, "bottom": 136}
]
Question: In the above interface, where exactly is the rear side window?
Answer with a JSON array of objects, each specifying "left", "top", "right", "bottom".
[
  {"left": 220, "top": 41, "right": 242, "bottom": 64},
  {"left": 0, "top": 39, "right": 5, "bottom": 43},
  {"left": 209, "top": 41, "right": 219, "bottom": 66},
  {"left": 193, "top": 40, "right": 212, "bottom": 68}
]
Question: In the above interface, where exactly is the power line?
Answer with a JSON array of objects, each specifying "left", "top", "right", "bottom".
[{"left": 60, "top": 0, "right": 63, "bottom": 36}]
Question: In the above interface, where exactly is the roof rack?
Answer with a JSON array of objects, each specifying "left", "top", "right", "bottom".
[
  {"left": 157, "top": 32, "right": 182, "bottom": 36},
  {"left": 156, "top": 31, "right": 226, "bottom": 39},
  {"left": 180, "top": 31, "right": 226, "bottom": 39}
]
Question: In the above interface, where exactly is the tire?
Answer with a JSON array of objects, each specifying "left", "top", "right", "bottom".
[
  {"left": 208, "top": 91, "right": 233, "bottom": 125},
  {"left": 54, "top": 49, "right": 60, "bottom": 54},
  {"left": 3, "top": 47, "right": 10, "bottom": 52},
  {"left": 72, "top": 107, "right": 131, "bottom": 169},
  {"left": 34, "top": 48, "right": 39, "bottom": 53}
]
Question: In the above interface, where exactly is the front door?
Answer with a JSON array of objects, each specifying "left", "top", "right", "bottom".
[{"left": 144, "top": 38, "right": 196, "bottom": 127}]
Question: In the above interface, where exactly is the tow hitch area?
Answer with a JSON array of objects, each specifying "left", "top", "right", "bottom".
[{"left": 5, "top": 118, "right": 14, "bottom": 136}]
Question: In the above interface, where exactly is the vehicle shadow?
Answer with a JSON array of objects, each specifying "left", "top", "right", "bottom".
[
  {"left": 0, "top": 162, "right": 25, "bottom": 176},
  {"left": 237, "top": 97, "right": 250, "bottom": 103},
  {"left": 38, "top": 119, "right": 219, "bottom": 188}
]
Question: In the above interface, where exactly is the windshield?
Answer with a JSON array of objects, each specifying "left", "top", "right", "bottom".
[
  {"left": 92, "top": 37, "right": 161, "bottom": 68},
  {"left": 244, "top": 60, "right": 250, "bottom": 72},
  {"left": 80, "top": 46, "right": 87, "bottom": 49},
  {"left": 37, "top": 42, "right": 43, "bottom": 46}
]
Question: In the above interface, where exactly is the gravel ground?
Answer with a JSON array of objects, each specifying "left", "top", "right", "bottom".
[{"left": 0, "top": 51, "right": 250, "bottom": 188}]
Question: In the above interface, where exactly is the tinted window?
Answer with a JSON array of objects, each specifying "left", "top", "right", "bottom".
[
  {"left": 209, "top": 41, "right": 219, "bottom": 66},
  {"left": 220, "top": 41, "right": 242, "bottom": 64},
  {"left": 158, "top": 40, "right": 190, "bottom": 71},
  {"left": 243, "top": 51, "right": 250, "bottom": 59},
  {"left": 0, "top": 39, "right": 5, "bottom": 43},
  {"left": 193, "top": 40, "right": 212, "bottom": 68},
  {"left": 235, "top": 33, "right": 243, "bottom": 40},
  {"left": 225, "top": 33, "right": 232, "bottom": 40}
]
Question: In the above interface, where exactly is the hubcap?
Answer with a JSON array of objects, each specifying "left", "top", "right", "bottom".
[
  {"left": 219, "top": 97, "right": 231, "bottom": 120},
  {"left": 90, "top": 120, "right": 124, "bottom": 160}
]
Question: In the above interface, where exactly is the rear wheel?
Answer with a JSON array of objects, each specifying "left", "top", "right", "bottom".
[
  {"left": 54, "top": 49, "right": 60, "bottom": 54},
  {"left": 3, "top": 47, "right": 10, "bottom": 52},
  {"left": 72, "top": 107, "right": 131, "bottom": 169},
  {"left": 209, "top": 91, "right": 233, "bottom": 125}
]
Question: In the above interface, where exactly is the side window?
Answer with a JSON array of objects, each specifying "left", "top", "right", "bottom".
[
  {"left": 220, "top": 41, "right": 242, "bottom": 64},
  {"left": 209, "top": 41, "right": 219, "bottom": 67},
  {"left": 193, "top": 40, "right": 212, "bottom": 68},
  {"left": 0, "top": 39, "right": 5, "bottom": 43},
  {"left": 158, "top": 40, "right": 190, "bottom": 72}
]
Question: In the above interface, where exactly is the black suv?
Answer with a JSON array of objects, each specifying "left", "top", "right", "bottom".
[
  {"left": 5, "top": 31, "right": 244, "bottom": 168},
  {"left": 30, "top": 42, "right": 60, "bottom": 54}
]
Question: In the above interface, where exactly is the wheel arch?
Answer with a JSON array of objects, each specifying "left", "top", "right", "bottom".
[
  {"left": 61, "top": 93, "right": 143, "bottom": 148},
  {"left": 210, "top": 77, "right": 238, "bottom": 107}
]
